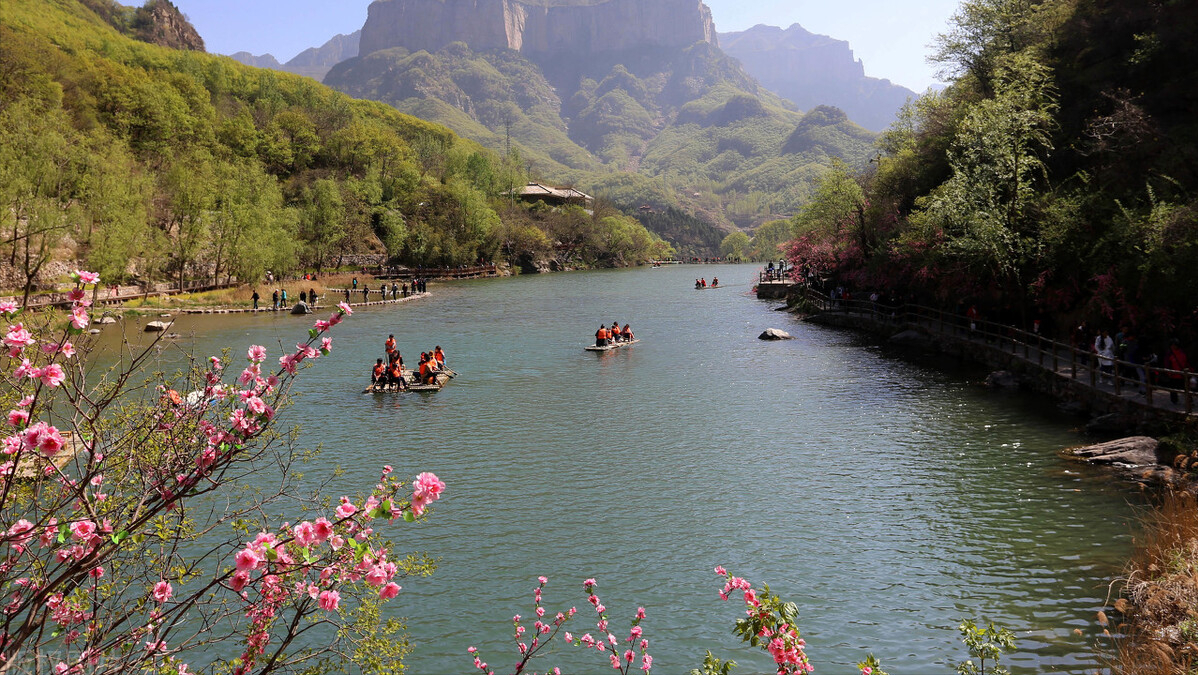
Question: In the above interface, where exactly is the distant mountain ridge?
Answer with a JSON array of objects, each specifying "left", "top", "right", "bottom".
[
  {"left": 720, "top": 24, "right": 917, "bottom": 132},
  {"left": 229, "top": 31, "right": 360, "bottom": 81}
]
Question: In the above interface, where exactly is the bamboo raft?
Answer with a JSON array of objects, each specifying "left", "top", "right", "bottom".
[
  {"left": 585, "top": 339, "right": 640, "bottom": 352},
  {"left": 363, "top": 370, "right": 453, "bottom": 394}
]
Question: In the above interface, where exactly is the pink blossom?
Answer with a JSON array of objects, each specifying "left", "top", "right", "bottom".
[
  {"left": 247, "top": 345, "right": 267, "bottom": 363},
  {"left": 7, "top": 410, "right": 29, "bottom": 428},
  {"left": 337, "top": 302, "right": 353, "bottom": 315},
  {"left": 641, "top": 654, "right": 653, "bottom": 672},
  {"left": 637, "top": 607, "right": 646, "bottom": 619},
  {"left": 70, "top": 520, "right": 96, "bottom": 542},
  {"left": 4, "top": 324, "right": 36, "bottom": 353},
  {"left": 24, "top": 422, "right": 65, "bottom": 456},
  {"left": 70, "top": 307, "right": 89, "bottom": 330},
  {"left": 0, "top": 300, "right": 18, "bottom": 316},
  {"left": 153, "top": 581, "right": 172, "bottom": 603},
  {"left": 313, "top": 320, "right": 330, "bottom": 332},
  {"left": 14, "top": 360, "right": 40, "bottom": 380},
  {"left": 538, "top": 575, "right": 548, "bottom": 584},
  {"left": 320, "top": 337, "right": 333, "bottom": 353},
  {"left": 335, "top": 498, "right": 357, "bottom": 519},
  {"left": 278, "top": 354, "right": 298, "bottom": 375},
  {"left": 317, "top": 590, "right": 340, "bottom": 611},
  {"left": 6, "top": 520, "right": 34, "bottom": 551},
  {"left": 327, "top": 311, "right": 342, "bottom": 327},
  {"left": 293, "top": 521, "right": 316, "bottom": 547},
  {"left": 89, "top": 567, "right": 104, "bottom": 579},
  {"left": 234, "top": 547, "right": 263, "bottom": 572},
  {"left": 40, "top": 363, "right": 66, "bottom": 388},
  {"left": 715, "top": 565, "right": 727, "bottom": 576},
  {"left": 312, "top": 517, "right": 333, "bottom": 543},
  {"left": 245, "top": 396, "right": 267, "bottom": 415},
  {"left": 74, "top": 270, "right": 100, "bottom": 285},
  {"left": 230, "top": 570, "right": 250, "bottom": 592},
  {"left": 379, "top": 582, "right": 401, "bottom": 599}
]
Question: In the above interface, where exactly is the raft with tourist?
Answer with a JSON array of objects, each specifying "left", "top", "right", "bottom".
[
  {"left": 364, "top": 341, "right": 454, "bottom": 393},
  {"left": 587, "top": 322, "right": 638, "bottom": 352}
]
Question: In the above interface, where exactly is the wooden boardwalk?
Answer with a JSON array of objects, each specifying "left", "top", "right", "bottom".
[
  {"left": 179, "top": 292, "right": 430, "bottom": 315},
  {"left": 799, "top": 289, "right": 1195, "bottom": 419}
]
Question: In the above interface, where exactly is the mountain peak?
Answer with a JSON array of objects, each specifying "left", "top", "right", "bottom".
[{"left": 359, "top": 0, "right": 717, "bottom": 58}]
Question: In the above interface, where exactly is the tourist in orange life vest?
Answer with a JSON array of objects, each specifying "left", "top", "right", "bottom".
[
  {"left": 372, "top": 359, "right": 386, "bottom": 385},
  {"left": 610, "top": 322, "right": 622, "bottom": 342},
  {"left": 434, "top": 346, "right": 445, "bottom": 367},
  {"left": 385, "top": 335, "right": 396, "bottom": 352},
  {"left": 701, "top": 278, "right": 707, "bottom": 287},
  {"left": 712, "top": 277, "right": 719, "bottom": 287},
  {"left": 388, "top": 361, "right": 407, "bottom": 389},
  {"left": 595, "top": 325, "right": 609, "bottom": 347},
  {"left": 622, "top": 324, "right": 633, "bottom": 341}
]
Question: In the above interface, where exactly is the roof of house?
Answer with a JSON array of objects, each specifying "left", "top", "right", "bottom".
[{"left": 506, "top": 182, "right": 592, "bottom": 202}]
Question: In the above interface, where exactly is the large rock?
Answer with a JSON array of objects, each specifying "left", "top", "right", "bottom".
[
  {"left": 290, "top": 302, "right": 311, "bottom": 315},
  {"left": 985, "top": 370, "right": 1020, "bottom": 390},
  {"left": 888, "top": 329, "right": 933, "bottom": 350},
  {"left": 758, "top": 328, "right": 794, "bottom": 341},
  {"left": 1071, "top": 436, "right": 1161, "bottom": 467},
  {"left": 93, "top": 316, "right": 118, "bottom": 325},
  {"left": 359, "top": 0, "right": 718, "bottom": 58},
  {"left": 144, "top": 321, "right": 172, "bottom": 332}
]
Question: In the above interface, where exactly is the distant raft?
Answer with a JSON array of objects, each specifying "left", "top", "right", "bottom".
[{"left": 584, "top": 339, "right": 640, "bottom": 352}]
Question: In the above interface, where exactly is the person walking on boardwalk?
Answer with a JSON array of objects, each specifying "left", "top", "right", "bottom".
[
  {"left": 1095, "top": 329, "right": 1116, "bottom": 385},
  {"left": 352, "top": 277, "right": 358, "bottom": 290},
  {"left": 392, "top": 282, "right": 399, "bottom": 300},
  {"left": 362, "top": 285, "right": 369, "bottom": 302},
  {"left": 252, "top": 289, "right": 260, "bottom": 310},
  {"left": 343, "top": 288, "right": 350, "bottom": 303},
  {"left": 309, "top": 288, "right": 317, "bottom": 306},
  {"left": 1165, "top": 340, "right": 1190, "bottom": 404},
  {"left": 271, "top": 289, "right": 279, "bottom": 310}
]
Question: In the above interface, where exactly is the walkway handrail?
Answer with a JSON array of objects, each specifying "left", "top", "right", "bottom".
[{"left": 802, "top": 287, "right": 1194, "bottom": 414}]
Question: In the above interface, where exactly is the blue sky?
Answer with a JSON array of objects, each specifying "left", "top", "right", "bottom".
[{"left": 178, "top": 0, "right": 961, "bottom": 91}]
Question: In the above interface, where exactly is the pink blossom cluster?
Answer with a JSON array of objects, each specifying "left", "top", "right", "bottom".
[
  {"left": 468, "top": 576, "right": 575, "bottom": 675},
  {"left": 714, "top": 567, "right": 813, "bottom": 675},
  {"left": 226, "top": 468, "right": 440, "bottom": 674}
]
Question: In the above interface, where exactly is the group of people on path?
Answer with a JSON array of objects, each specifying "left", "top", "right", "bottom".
[
  {"left": 371, "top": 336, "right": 447, "bottom": 389},
  {"left": 250, "top": 287, "right": 319, "bottom": 311},
  {"left": 694, "top": 277, "right": 718, "bottom": 289},
  {"left": 1087, "top": 325, "right": 1191, "bottom": 403},
  {"left": 594, "top": 321, "right": 634, "bottom": 347},
  {"left": 347, "top": 278, "right": 428, "bottom": 304}
]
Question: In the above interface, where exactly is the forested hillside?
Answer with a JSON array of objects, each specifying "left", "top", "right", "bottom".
[
  {"left": 785, "top": 0, "right": 1198, "bottom": 341},
  {"left": 0, "top": 0, "right": 669, "bottom": 301}
]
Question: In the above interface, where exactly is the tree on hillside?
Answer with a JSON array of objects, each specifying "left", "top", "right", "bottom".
[
  {"left": 750, "top": 220, "right": 796, "bottom": 262},
  {"left": 0, "top": 100, "right": 81, "bottom": 306},
  {"left": 912, "top": 52, "right": 1057, "bottom": 300},
  {"left": 301, "top": 180, "right": 345, "bottom": 273},
  {"left": 719, "top": 231, "right": 750, "bottom": 261},
  {"left": 160, "top": 152, "right": 215, "bottom": 292}
]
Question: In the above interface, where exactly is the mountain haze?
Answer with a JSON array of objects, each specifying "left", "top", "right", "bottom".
[{"left": 720, "top": 24, "right": 918, "bottom": 132}]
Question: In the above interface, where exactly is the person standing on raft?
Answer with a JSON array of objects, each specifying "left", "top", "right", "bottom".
[{"left": 595, "top": 324, "right": 610, "bottom": 347}]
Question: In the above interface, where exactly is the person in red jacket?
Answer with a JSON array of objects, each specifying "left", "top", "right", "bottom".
[{"left": 1164, "top": 340, "right": 1190, "bottom": 404}]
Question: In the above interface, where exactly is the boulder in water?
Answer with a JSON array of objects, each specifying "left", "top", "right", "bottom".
[
  {"left": 93, "top": 316, "right": 118, "bottom": 325},
  {"left": 758, "top": 328, "right": 794, "bottom": 341},
  {"left": 144, "top": 321, "right": 172, "bottom": 332},
  {"left": 985, "top": 371, "right": 1020, "bottom": 390},
  {"left": 1071, "top": 436, "right": 1160, "bottom": 467},
  {"left": 888, "top": 329, "right": 933, "bottom": 350},
  {"left": 290, "top": 301, "right": 311, "bottom": 315}
]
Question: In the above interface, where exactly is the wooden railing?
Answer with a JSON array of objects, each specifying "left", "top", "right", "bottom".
[
  {"left": 367, "top": 265, "right": 498, "bottom": 280},
  {"left": 802, "top": 287, "right": 1194, "bottom": 414},
  {"left": 2, "top": 280, "right": 240, "bottom": 310}
]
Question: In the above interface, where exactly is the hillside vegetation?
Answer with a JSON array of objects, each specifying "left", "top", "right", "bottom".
[
  {"left": 0, "top": 0, "right": 669, "bottom": 300},
  {"left": 785, "top": 0, "right": 1198, "bottom": 344},
  {"left": 325, "top": 38, "right": 877, "bottom": 236}
]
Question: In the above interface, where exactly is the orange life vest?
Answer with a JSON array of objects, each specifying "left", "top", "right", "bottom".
[
  {"left": 597, "top": 328, "right": 609, "bottom": 340},
  {"left": 385, "top": 338, "right": 396, "bottom": 351},
  {"left": 373, "top": 364, "right": 385, "bottom": 378}
]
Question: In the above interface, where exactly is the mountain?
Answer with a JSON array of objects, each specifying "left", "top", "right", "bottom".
[
  {"left": 229, "top": 31, "right": 360, "bottom": 81},
  {"left": 358, "top": 0, "right": 717, "bottom": 57},
  {"left": 283, "top": 31, "right": 361, "bottom": 80},
  {"left": 326, "top": 0, "right": 876, "bottom": 231},
  {"left": 79, "top": 0, "right": 205, "bottom": 51},
  {"left": 229, "top": 51, "right": 283, "bottom": 69},
  {"left": 720, "top": 24, "right": 917, "bottom": 132}
]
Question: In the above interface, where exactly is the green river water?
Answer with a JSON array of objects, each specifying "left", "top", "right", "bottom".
[{"left": 100, "top": 264, "right": 1146, "bottom": 673}]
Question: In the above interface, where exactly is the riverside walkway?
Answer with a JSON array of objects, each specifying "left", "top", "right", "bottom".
[
  {"left": 179, "top": 292, "right": 430, "bottom": 315},
  {"left": 799, "top": 288, "right": 1195, "bottom": 419}
]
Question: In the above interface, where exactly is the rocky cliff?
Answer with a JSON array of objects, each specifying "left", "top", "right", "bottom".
[
  {"left": 720, "top": 24, "right": 916, "bottom": 132},
  {"left": 358, "top": 0, "right": 716, "bottom": 58}
]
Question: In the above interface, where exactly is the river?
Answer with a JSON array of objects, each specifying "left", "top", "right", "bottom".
[{"left": 99, "top": 264, "right": 1145, "bottom": 674}]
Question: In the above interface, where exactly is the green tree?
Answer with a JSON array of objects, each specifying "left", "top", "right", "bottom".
[
  {"left": 749, "top": 219, "right": 796, "bottom": 261},
  {"left": 719, "top": 231, "right": 750, "bottom": 260},
  {"left": 301, "top": 179, "right": 345, "bottom": 272},
  {"left": 160, "top": 150, "right": 215, "bottom": 291},
  {"left": 912, "top": 52, "right": 1057, "bottom": 297}
]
